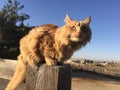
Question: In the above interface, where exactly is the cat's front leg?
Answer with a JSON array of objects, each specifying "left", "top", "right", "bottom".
[{"left": 45, "top": 57, "right": 57, "bottom": 65}]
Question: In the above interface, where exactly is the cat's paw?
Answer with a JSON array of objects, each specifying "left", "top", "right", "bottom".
[
  {"left": 27, "top": 58, "right": 40, "bottom": 66},
  {"left": 45, "top": 59, "right": 57, "bottom": 66}
]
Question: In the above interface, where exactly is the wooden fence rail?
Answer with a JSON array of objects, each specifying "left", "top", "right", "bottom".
[{"left": 25, "top": 64, "right": 72, "bottom": 90}]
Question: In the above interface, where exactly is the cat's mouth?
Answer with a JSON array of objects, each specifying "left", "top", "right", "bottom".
[
  {"left": 70, "top": 37, "right": 85, "bottom": 42},
  {"left": 69, "top": 33, "right": 86, "bottom": 42}
]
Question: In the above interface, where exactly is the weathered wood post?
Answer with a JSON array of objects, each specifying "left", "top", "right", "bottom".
[{"left": 25, "top": 64, "right": 72, "bottom": 90}]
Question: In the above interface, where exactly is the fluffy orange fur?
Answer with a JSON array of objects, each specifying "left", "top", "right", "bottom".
[{"left": 6, "top": 14, "right": 92, "bottom": 90}]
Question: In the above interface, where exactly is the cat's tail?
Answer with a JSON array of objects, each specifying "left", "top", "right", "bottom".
[{"left": 5, "top": 54, "right": 27, "bottom": 90}]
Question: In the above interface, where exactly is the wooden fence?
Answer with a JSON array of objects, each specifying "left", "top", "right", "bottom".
[{"left": 25, "top": 64, "right": 72, "bottom": 90}]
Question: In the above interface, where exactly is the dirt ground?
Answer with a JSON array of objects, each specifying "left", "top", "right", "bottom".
[{"left": 72, "top": 77, "right": 120, "bottom": 90}]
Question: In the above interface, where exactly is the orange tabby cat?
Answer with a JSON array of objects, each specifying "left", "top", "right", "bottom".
[{"left": 6, "top": 14, "right": 92, "bottom": 90}]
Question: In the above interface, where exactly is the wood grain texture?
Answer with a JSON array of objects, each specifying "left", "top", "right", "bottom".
[{"left": 25, "top": 64, "right": 71, "bottom": 90}]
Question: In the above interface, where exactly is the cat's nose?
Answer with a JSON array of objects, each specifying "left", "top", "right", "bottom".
[
  {"left": 76, "top": 22, "right": 80, "bottom": 26},
  {"left": 74, "top": 30, "right": 83, "bottom": 38}
]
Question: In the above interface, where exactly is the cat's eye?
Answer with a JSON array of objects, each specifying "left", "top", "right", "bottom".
[{"left": 71, "top": 26, "right": 76, "bottom": 30}]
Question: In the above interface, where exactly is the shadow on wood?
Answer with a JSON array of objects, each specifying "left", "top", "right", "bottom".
[{"left": 25, "top": 64, "right": 72, "bottom": 90}]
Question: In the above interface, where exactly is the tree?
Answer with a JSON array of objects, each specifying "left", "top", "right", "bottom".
[{"left": 0, "top": 0, "right": 30, "bottom": 50}]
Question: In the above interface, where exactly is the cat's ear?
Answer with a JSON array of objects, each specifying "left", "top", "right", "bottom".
[
  {"left": 65, "top": 14, "right": 72, "bottom": 23},
  {"left": 83, "top": 16, "right": 91, "bottom": 25}
]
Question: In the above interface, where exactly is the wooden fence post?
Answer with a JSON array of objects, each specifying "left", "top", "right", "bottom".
[{"left": 25, "top": 64, "right": 72, "bottom": 90}]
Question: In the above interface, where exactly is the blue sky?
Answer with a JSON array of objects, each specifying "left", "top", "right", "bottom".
[{"left": 0, "top": 0, "right": 120, "bottom": 61}]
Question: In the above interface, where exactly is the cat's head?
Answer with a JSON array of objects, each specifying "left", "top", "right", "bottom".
[{"left": 63, "top": 14, "right": 92, "bottom": 46}]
